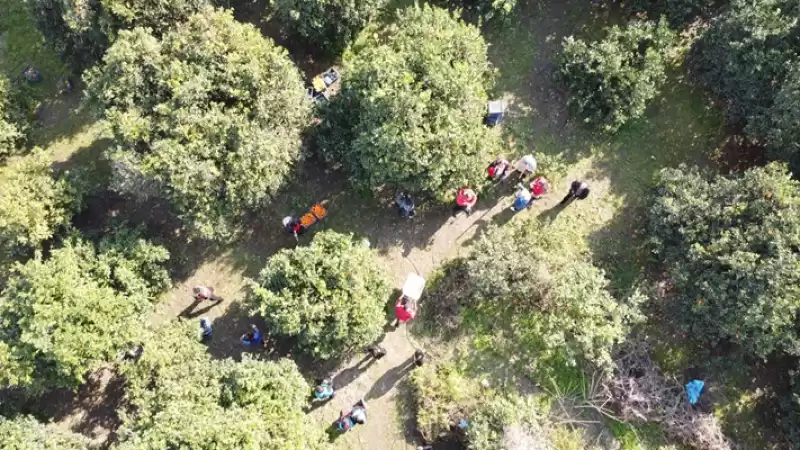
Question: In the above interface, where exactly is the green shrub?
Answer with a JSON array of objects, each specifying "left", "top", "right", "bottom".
[
  {"left": 316, "top": 4, "right": 502, "bottom": 201},
  {"left": 647, "top": 163, "right": 800, "bottom": 358},
  {"left": 0, "top": 76, "right": 28, "bottom": 158},
  {"left": 246, "top": 230, "right": 390, "bottom": 360},
  {"left": 558, "top": 20, "right": 675, "bottom": 133},
  {"left": 409, "top": 363, "right": 479, "bottom": 442},
  {"left": 272, "top": 0, "right": 388, "bottom": 54},
  {"left": 757, "top": 65, "right": 800, "bottom": 172},
  {"left": 0, "top": 415, "right": 87, "bottom": 449},
  {"left": 28, "top": 0, "right": 208, "bottom": 71},
  {"left": 0, "top": 230, "right": 169, "bottom": 391},
  {"left": 87, "top": 8, "right": 310, "bottom": 240},
  {"left": 622, "top": 0, "right": 722, "bottom": 28},
  {"left": 463, "top": 222, "right": 643, "bottom": 375},
  {"left": 0, "top": 151, "right": 77, "bottom": 266}
]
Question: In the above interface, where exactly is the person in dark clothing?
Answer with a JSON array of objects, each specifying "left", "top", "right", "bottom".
[
  {"left": 396, "top": 192, "right": 416, "bottom": 218},
  {"left": 365, "top": 344, "right": 387, "bottom": 359},
  {"left": 413, "top": 349, "right": 425, "bottom": 367},
  {"left": 560, "top": 180, "right": 590, "bottom": 206}
]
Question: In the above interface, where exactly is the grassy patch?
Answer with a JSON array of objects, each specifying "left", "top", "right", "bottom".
[
  {"left": 608, "top": 420, "right": 674, "bottom": 450},
  {"left": 0, "top": 0, "right": 66, "bottom": 100}
]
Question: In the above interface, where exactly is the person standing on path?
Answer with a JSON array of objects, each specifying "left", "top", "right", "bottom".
[
  {"left": 560, "top": 180, "right": 590, "bottom": 206},
  {"left": 192, "top": 285, "right": 222, "bottom": 302}
]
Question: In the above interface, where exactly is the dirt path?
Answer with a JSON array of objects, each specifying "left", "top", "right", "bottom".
[{"left": 144, "top": 164, "right": 609, "bottom": 449}]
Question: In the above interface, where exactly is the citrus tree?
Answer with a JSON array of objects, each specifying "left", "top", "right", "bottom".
[
  {"left": 28, "top": 0, "right": 208, "bottom": 70},
  {"left": 0, "top": 415, "right": 87, "bottom": 449},
  {"left": 0, "top": 151, "right": 80, "bottom": 278},
  {"left": 648, "top": 163, "right": 800, "bottom": 358},
  {"left": 246, "top": 230, "right": 390, "bottom": 360},
  {"left": 316, "top": 4, "right": 501, "bottom": 201},
  {"left": 87, "top": 8, "right": 310, "bottom": 240},
  {"left": 0, "top": 230, "right": 169, "bottom": 391},
  {"left": 558, "top": 20, "right": 675, "bottom": 132},
  {"left": 116, "top": 321, "right": 322, "bottom": 449},
  {"left": 272, "top": 0, "right": 388, "bottom": 53}
]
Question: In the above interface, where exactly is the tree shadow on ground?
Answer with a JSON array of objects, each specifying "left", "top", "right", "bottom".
[
  {"left": 333, "top": 354, "right": 380, "bottom": 391},
  {"left": 225, "top": 158, "right": 457, "bottom": 280},
  {"left": 35, "top": 367, "right": 125, "bottom": 450},
  {"left": 365, "top": 355, "right": 419, "bottom": 401}
]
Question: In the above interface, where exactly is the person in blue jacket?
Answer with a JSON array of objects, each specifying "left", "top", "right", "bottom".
[
  {"left": 240, "top": 324, "right": 262, "bottom": 346},
  {"left": 336, "top": 399, "right": 367, "bottom": 432}
]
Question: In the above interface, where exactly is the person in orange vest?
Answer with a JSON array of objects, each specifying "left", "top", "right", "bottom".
[{"left": 453, "top": 187, "right": 478, "bottom": 216}]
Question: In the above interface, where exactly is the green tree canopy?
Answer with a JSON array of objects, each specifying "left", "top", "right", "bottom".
[
  {"left": 467, "top": 222, "right": 642, "bottom": 374},
  {"left": 87, "top": 8, "right": 311, "bottom": 240},
  {"left": 0, "top": 151, "right": 79, "bottom": 277},
  {"left": 116, "top": 321, "right": 321, "bottom": 449},
  {"left": 426, "top": 221, "right": 642, "bottom": 375},
  {"left": 272, "top": 0, "right": 389, "bottom": 54},
  {"left": 558, "top": 20, "right": 675, "bottom": 133},
  {"left": 316, "top": 4, "right": 502, "bottom": 201},
  {"left": 758, "top": 64, "right": 800, "bottom": 172},
  {"left": 688, "top": 0, "right": 800, "bottom": 137},
  {"left": 246, "top": 230, "right": 390, "bottom": 360},
  {"left": 28, "top": 0, "right": 208, "bottom": 70},
  {"left": 0, "top": 76, "right": 28, "bottom": 157},
  {"left": 648, "top": 163, "right": 800, "bottom": 358},
  {"left": 622, "top": 0, "right": 721, "bottom": 28},
  {"left": 0, "top": 415, "right": 87, "bottom": 450},
  {"left": 0, "top": 229, "right": 169, "bottom": 391}
]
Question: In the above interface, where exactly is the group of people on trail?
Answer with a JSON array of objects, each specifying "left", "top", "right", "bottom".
[
  {"left": 192, "top": 285, "right": 265, "bottom": 347},
  {"left": 388, "top": 153, "right": 590, "bottom": 221},
  {"left": 313, "top": 345, "right": 425, "bottom": 435}
]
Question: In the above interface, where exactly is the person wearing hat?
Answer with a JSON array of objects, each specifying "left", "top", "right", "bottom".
[
  {"left": 454, "top": 187, "right": 478, "bottom": 216},
  {"left": 282, "top": 216, "right": 305, "bottom": 237},
  {"left": 511, "top": 154, "right": 537, "bottom": 181}
]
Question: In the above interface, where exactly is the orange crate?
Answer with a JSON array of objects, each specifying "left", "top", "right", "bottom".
[
  {"left": 310, "top": 204, "right": 327, "bottom": 220},
  {"left": 299, "top": 213, "right": 317, "bottom": 228}
]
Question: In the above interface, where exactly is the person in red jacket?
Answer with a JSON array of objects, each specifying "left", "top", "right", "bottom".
[
  {"left": 453, "top": 187, "right": 478, "bottom": 216},
  {"left": 394, "top": 295, "right": 417, "bottom": 326}
]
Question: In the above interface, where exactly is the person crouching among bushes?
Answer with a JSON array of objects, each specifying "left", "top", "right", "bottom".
[{"left": 453, "top": 186, "right": 478, "bottom": 216}]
